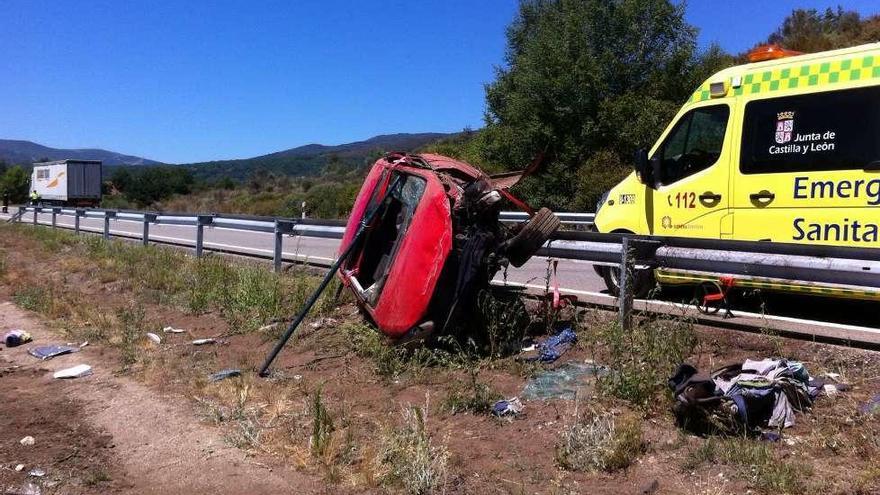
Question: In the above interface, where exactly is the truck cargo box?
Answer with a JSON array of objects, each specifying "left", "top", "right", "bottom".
[{"left": 31, "top": 160, "right": 102, "bottom": 206}]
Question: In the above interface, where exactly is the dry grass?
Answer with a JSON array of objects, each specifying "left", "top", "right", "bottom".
[
  {"left": 556, "top": 402, "right": 644, "bottom": 472},
  {"left": 682, "top": 436, "right": 812, "bottom": 494},
  {"left": 379, "top": 399, "right": 449, "bottom": 495}
]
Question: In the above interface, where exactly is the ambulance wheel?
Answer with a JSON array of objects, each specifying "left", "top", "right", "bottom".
[
  {"left": 601, "top": 265, "right": 655, "bottom": 299},
  {"left": 505, "top": 208, "right": 561, "bottom": 268}
]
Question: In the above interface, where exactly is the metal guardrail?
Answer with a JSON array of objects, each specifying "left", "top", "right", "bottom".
[
  {"left": 498, "top": 210, "right": 595, "bottom": 226},
  {"left": 16, "top": 206, "right": 345, "bottom": 272},
  {"left": 12, "top": 206, "right": 880, "bottom": 296}
]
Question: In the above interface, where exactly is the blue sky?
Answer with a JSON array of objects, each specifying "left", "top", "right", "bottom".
[{"left": 1, "top": 1, "right": 878, "bottom": 163}]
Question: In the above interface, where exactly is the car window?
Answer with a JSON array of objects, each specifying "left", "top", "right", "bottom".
[
  {"left": 655, "top": 105, "right": 730, "bottom": 185},
  {"left": 740, "top": 86, "right": 880, "bottom": 174}
]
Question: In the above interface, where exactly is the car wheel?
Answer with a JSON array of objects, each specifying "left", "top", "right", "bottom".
[
  {"left": 600, "top": 265, "right": 655, "bottom": 298},
  {"left": 505, "top": 208, "right": 561, "bottom": 268}
]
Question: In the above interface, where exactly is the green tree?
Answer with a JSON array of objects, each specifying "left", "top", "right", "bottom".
[
  {"left": 477, "top": 0, "right": 733, "bottom": 210},
  {"left": 766, "top": 7, "right": 877, "bottom": 53},
  {"left": 110, "top": 166, "right": 194, "bottom": 206},
  {"left": 0, "top": 166, "right": 31, "bottom": 203}
]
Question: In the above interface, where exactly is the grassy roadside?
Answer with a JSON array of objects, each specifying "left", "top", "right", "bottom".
[{"left": 2, "top": 223, "right": 880, "bottom": 494}]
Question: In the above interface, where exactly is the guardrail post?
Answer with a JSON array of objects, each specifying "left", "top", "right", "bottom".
[
  {"left": 33, "top": 207, "right": 40, "bottom": 225},
  {"left": 103, "top": 211, "right": 116, "bottom": 240},
  {"left": 274, "top": 220, "right": 295, "bottom": 272},
  {"left": 143, "top": 213, "right": 157, "bottom": 246},
  {"left": 618, "top": 236, "right": 634, "bottom": 331},
  {"left": 51, "top": 207, "right": 60, "bottom": 228},
  {"left": 74, "top": 209, "right": 84, "bottom": 234},
  {"left": 195, "top": 215, "right": 213, "bottom": 258}
]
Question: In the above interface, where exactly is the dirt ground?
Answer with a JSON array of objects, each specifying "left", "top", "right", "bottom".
[{"left": 2, "top": 225, "right": 880, "bottom": 494}]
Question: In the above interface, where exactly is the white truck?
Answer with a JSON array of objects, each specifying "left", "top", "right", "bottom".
[{"left": 30, "top": 160, "right": 102, "bottom": 207}]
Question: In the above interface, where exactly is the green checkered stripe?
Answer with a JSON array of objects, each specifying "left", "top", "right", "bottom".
[{"left": 690, "top": 54, "right": 880, "bottom": 102}]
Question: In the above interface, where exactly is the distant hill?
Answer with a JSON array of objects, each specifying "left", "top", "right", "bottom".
[
  {"left": 180, "top": 132, "right": 455, "bottom": 182},
  {"left": 0, "top": 139, "right": 160, "bottom": 166}
]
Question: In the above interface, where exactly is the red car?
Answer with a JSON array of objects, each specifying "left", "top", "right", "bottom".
[{"left": 337, "top": 152, "right": 559, "bottom": 343}]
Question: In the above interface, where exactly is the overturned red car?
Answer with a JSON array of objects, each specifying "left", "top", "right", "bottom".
[{"left": 337, "top": 152, "right": 559, "bottom": 344}]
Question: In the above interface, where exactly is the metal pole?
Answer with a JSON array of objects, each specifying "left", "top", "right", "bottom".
[
  {"left": 195, "top": 215, "right": 213, "bottom": 258},
  {"left": 272, "top": 220, "right": 294, "bottom": 273},
  {"left": 196, "top": 223, "right": 204, "bottom": 257},
  {"left": 51, "top": 208, "right": 58, "bottom": 228},
  {"left": 103, "top": 213, "right": 111, "bottom": 240},
  {"left": 274, "top": 225, "right": 284, "bottom": 273},
  {"left": 618, "top": 236, "right": 634, "bottom": 331},
  {"left": 142, "top": 214, "right": 156, "bottom": 246},
  {"left": 74, "top": 209, "right": 83, "bottom": 234},
  {"left": 33, "top": 208, "right": 38, "bottom": 225},
  {"left": 259, "top": 176, "right": 400, "bottom": 377}
]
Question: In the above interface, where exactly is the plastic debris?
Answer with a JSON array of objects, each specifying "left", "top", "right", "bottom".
[
  {"left": 4, "top": 330, "right": 32, "bottom": 347},
  {"left": 861, "top": 394, "right": 880, "bottom": 415},
  {"left": 28, "top": 345, "right": 80, "bottom": 360},
  {"left": 15, "top": 464, "right": 25, "bottom": 472},
  {"left": 309, "top": 317, "right": 339, "bottom": 330},
  {"left": 192, "top": 338, "right": 216, "bottom": 345},
  {"left": 492, "top": 397, "right": 524, "bottom": 417},
  {"left": 20, "top": 436, "right": 35, "bottom": 446},
  {"left": 53, "top": 364, "right": 93, "bottom": 379},
  {"left": 209, "top": 369, "right": 242, "bottom": 382},
  {"left": 760, "top": 431, "right": 781, "bottom": 442},
  {"left": 163, "top": 326, "right": 185, "bottom": 334},
  {"left": 145, "top": 333, "right": 161, "bottom": 344},
  {"left": 28, "top": 468, "right": 45, "bottom": 477},
  {"left": 522, "top": 362, "right": 608, "bottom": 400},
  {"left": 9, "top": 482, "right": 41, "bottom": 495},
  {"left": 526, "top": 327, "right": 577, "bottom": 363}
]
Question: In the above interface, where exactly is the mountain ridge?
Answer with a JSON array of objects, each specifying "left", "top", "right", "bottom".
[{"left": 0, "top": 139, "right": 161, "bottom": 166}]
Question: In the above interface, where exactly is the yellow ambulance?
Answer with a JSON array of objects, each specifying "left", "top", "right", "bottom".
[{"left": 593, "top": 43, "right": 880, "bottom": 300}]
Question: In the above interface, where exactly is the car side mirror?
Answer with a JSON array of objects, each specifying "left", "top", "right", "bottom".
[
  {"left": 650, "top": 156, "right": 662, "bottom": 188},
  {"left": 633, "top": 149, "right": 659, "bottom": 189}
]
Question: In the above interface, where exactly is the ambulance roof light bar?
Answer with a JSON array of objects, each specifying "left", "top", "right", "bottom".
[{"left": 747, "top": 44, "right": 803, "bottom": 63}]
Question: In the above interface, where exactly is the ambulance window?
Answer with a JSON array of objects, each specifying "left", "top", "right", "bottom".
[
  {"left": 741, "top": 86, "right": 880, "bottom": 174},
  {"left": 655, "top": 105, "right": 729, "bottom": 185}
]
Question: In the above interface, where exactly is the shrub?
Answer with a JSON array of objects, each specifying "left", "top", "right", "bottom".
[
  {"left": 442, "top": 368, "right": 500, "bottom": 415},
  {"left": 595, "top": 315, "right": 697, "bottom": 406},
  {"left": 381, "top": 403, "right": 449, "bottom": 494},
  {"left": 310, "top": 388, "right": 336, "bottom": 459},
  {"left": 556, "top": 406, "right": 644, "bottom": 472},
  {"left": 116, "top": 305, "right": 147, "bottom": 369}
]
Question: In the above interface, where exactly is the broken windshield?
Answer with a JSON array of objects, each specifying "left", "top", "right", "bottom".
[{"left": 355, "top": 172, "right": 427, "bottom": 304}]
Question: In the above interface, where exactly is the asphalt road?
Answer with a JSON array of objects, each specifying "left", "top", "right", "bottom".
[{"left": 3, "top": 209, "right": 879, "bottom": 344}]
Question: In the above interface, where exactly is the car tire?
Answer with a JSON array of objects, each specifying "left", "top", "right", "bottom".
[
  {"left": 600, "top": 265, "right": 655, "bottom": 298},
  {"left": 505, "top": 207, "right": 561, "bottom": 268}
]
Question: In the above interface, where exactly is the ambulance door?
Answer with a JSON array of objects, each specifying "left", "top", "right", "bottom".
[
  {"left": 733, "top": 86, "right": 880, "bottom": 246},
  {"left": 649, "top": 103, "right": 733, "bottom": 238}
]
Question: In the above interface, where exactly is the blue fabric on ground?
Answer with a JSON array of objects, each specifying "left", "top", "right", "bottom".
[{"left": 531, "top": 327, "right": 577, "bottom": 363}]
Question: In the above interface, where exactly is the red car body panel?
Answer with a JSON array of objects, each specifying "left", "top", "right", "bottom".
[{"left": 338, "top": 159, "right": 453, "bottom": 338}]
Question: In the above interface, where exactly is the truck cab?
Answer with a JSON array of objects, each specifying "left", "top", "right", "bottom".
[{"left": 594, "top": 42, "right": 880, "bottom": 300}]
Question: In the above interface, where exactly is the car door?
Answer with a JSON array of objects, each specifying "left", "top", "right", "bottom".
[
  {"left": 733, "top": 85, "right": 880, "bottom": 246},
  {"left": 649, "top": 103, "right": 734, "bottom": 238}
]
